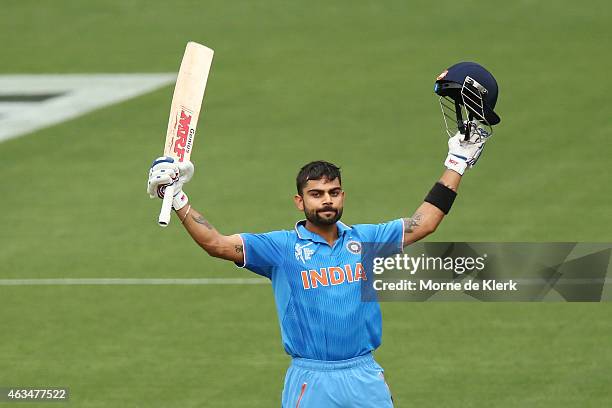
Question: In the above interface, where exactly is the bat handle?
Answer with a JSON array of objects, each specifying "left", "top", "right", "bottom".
[{"left": 158, "top": 184, "right": 175, "bottom": 227}]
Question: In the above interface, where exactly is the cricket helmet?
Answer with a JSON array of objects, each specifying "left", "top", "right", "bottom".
[{"left": 434, "top": 62, "right": 500, "bottom": 138}]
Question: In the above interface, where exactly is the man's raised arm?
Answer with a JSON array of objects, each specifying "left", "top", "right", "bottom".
[
  {"left": 403, "top": 170, "right": 460, "bottom": 245},
  {"left": 175, "top": 205, "right": 244, "bottom": 262},
  {"left": 147, "top": 156, "right": 244, "bottom": 263},
  {"left": 403, "top": 128, "right": 488, "bottom": 246}
]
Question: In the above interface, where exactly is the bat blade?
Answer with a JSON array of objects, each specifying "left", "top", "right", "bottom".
[{"left": 158, "top": 42, "right": 214, "bottom": 227}]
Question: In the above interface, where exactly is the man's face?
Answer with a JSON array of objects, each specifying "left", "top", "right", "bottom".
[{"left": 294, "top": 177, "right": 344, "bottom": 226}]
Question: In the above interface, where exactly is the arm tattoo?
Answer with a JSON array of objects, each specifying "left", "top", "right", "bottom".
[
  {"left": 403, "top": 213, "right": 423, "bottom": 234},
  {"left": 191, "top": 214, "right": 214, "bottom": 230},
  {"left": 234, "top": 245, "right": 243, "bottom": 254}
]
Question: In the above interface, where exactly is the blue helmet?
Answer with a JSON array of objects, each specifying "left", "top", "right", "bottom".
[{"left": 434, "top": 62, "right": 501, "bottom": 126}]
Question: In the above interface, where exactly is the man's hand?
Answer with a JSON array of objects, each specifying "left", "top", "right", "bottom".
[
  {"left": 444, "top": 121, "right": 490, "bottom": 175},
  {"left": 147, "top": 156, "right": 194, "bottom": 210},
  {"left": 146, "top": 158, "right": 243, "bottom": 262}
]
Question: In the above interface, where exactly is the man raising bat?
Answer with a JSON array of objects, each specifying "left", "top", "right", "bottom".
[{"left": 147, "top": 61, "right": 501, "bottom": 407}]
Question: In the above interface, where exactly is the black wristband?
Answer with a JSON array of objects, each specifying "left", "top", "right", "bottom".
[{"left": 424, "top": 182, "right": 457, "bottom": 214}]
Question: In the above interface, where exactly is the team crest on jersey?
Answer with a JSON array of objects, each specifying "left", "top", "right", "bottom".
[
  {"left": 346, "top": 240, "right": 362, "bottom": 254},
  {"left": 295, "top": 242, "right": 315, "bottom": 263}
]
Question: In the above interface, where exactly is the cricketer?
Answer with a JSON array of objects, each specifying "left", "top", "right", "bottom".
[{"left": 147, "top": 62, "right": 501, "bottom": 407}]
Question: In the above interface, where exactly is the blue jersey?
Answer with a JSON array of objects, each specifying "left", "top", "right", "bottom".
[{"left": 237, "top": 219, "right": 404, "bottom": 361}]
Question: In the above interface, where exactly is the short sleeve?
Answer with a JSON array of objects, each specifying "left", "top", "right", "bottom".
[
  {"left": 353, "top": 219, "right": 404, "bottom": 256},
  {"left": 372, "top": 219, "right": 404, "bottom": 247},
  {"left": 235, "top": 230, "right": 289, "bottom": 279}
]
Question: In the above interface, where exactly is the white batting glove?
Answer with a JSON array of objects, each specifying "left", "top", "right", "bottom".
[
  {"left": 147, "top": 156, "right": 194, "bottom": 210},
  {"left": 444, "top": 121, "right": 490, "bottom": 175}
]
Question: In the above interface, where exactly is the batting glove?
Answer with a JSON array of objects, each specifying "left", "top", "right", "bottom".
[
  {"left": 147, "top": 156, "right": 194, "bottom": 210},
  {"left": 444, "top": 121, "right": 490, "bottom": 175}
]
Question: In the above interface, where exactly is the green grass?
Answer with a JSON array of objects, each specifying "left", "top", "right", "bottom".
[
  {"left": 1, "top": 0, "right": 611, "bottom": 406},
  {"left": 1, "top": 288, "right": 610, "bottom": 407}
]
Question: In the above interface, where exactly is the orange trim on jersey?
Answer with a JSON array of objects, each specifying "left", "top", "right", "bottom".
[
  {"left": 296, "top": 382, "right": 307, "bottom": 408},
  {"left": 354, "top": 262, "right": 367, "bottom": 281},
  {"left": 310, "top": 268, "right": 329, "bottom": 288},
  {"left": 329, "top": 266, "right": 345, "bottom": 285},
  {"left": 301, "top": 271, "right": 311, "bottom": 289},
  {"left": 345, "top": 264, "right": 354, "bottom": 282}
]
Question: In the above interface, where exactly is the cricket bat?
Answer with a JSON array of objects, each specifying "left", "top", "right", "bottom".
[{"left": 158, "top": 42, "right": 214, "bottom": 227}]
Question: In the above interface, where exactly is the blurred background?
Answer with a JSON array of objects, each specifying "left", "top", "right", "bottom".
[{"left": 1, "top": 1, "right": 610, "bottom": 406}]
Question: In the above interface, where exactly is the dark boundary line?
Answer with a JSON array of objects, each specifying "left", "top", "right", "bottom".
[{"left": 0, "top": 93, "right": 65, "bottom": 102}]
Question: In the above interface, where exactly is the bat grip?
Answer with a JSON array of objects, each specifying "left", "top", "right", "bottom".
[{"left": 158, "top": 184, "right": 175, "bottom": 227}]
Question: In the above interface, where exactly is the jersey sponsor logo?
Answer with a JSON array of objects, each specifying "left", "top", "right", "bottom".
[
  {"left": 346, "top": 240, "right": 362, "bottom": 254},
  {"left": 300, "top": 263, "right": 366, "bottom": 289},
  {"left": 173, "top": 108, "right": 193, "bottom": 162},
  {"left": 295, "top": 242, "right": 315, "bottom": 263}
]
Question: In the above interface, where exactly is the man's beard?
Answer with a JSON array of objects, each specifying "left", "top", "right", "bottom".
[{"left": 304, "top": 205, "right": 343, "bottom": 226}]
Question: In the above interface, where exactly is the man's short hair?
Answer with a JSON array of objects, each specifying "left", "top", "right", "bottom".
[{"left": 296, "top": 161, "right": 341, "bottom": 195}]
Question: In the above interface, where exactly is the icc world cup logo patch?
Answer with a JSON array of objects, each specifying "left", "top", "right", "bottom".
[{"left": 346, "top": 240, "right": 362, "bottom": 254}]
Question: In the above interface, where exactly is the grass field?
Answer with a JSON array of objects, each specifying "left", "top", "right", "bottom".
[{"left": 1, "top": 1, "right": 611, "bottom": 407}]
